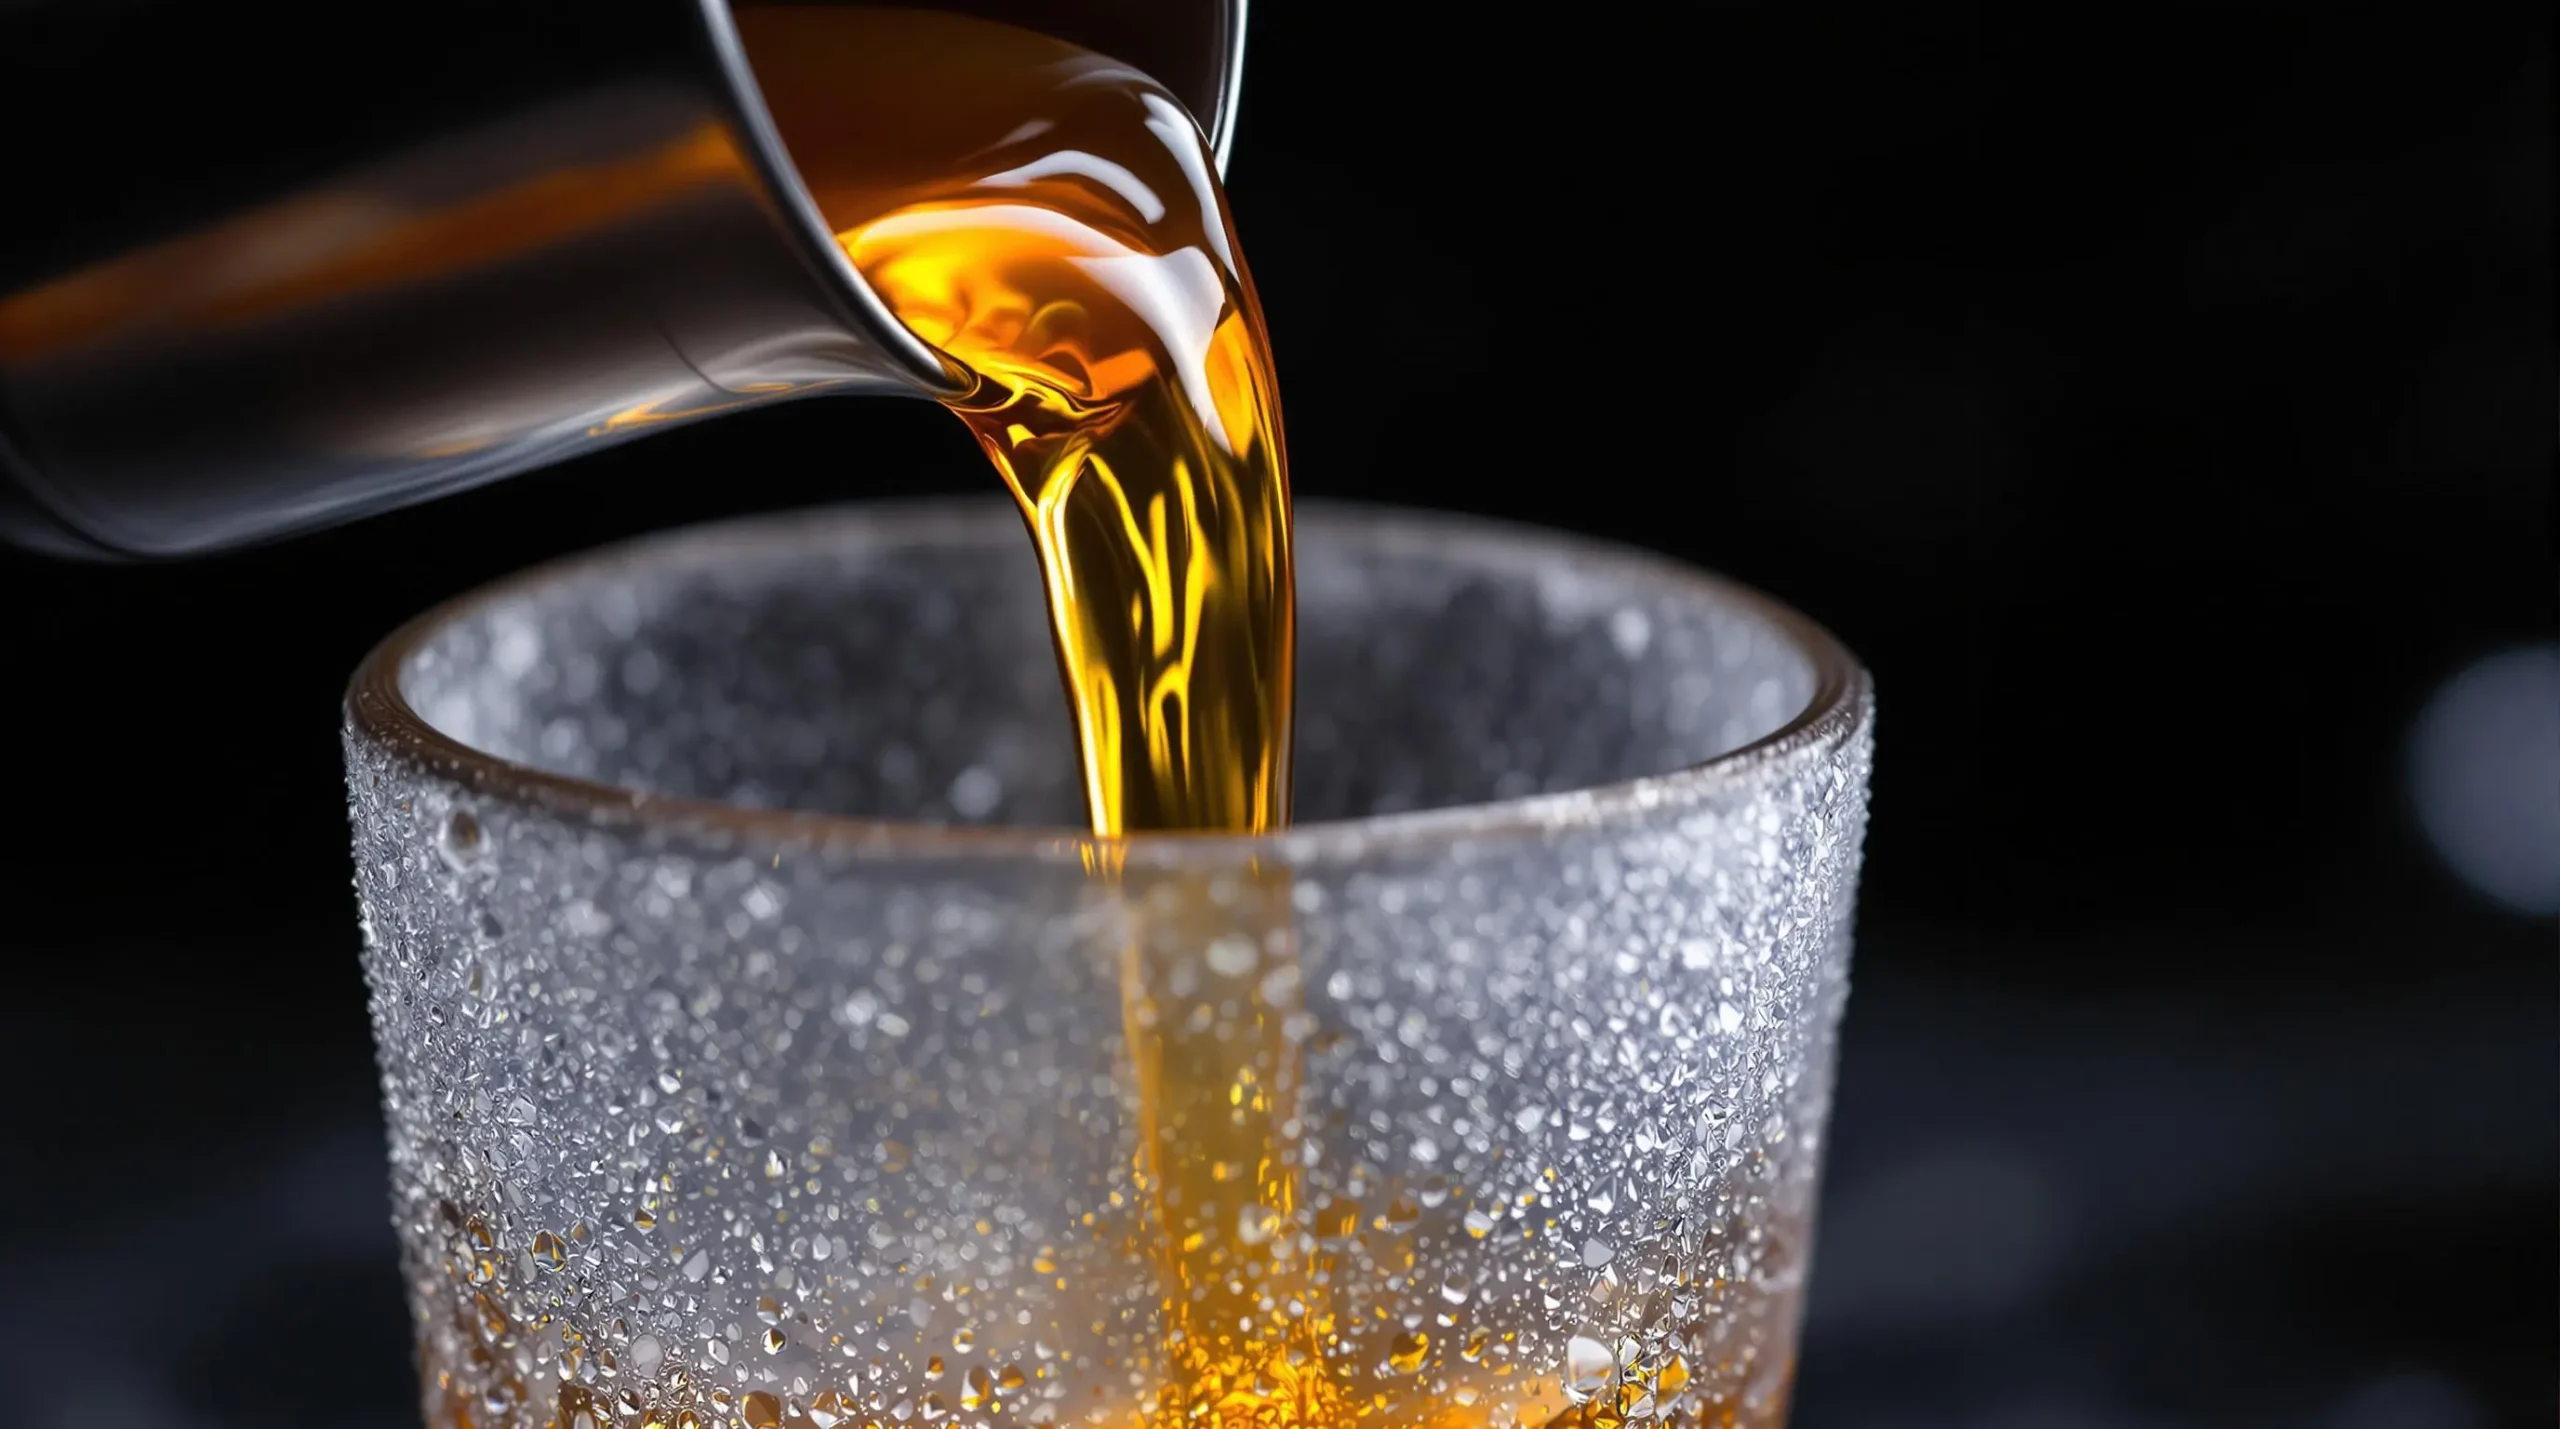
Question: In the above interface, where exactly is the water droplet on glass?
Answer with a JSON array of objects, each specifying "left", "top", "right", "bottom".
[
  {"left": 1609, "top": 606, "right": 1652, "bottom": 658},
  {"left": 1564, "top": 1336, "right": 1615, "bottom": 1402},
  {"left": 1204, "top": 935, "right": 1257, "bottom": 978},
  {"left": 948, "top": 765, "right": 1002, "bottom": 819},
  {"left": 561, "top": 898, "right": 614, "bottom": 938},
  {"left": 1651, "top": 1352, "right": 1692, "bottom": 1412},
  {"left": 1387, "top": 1330, "right": 1430, "bottom": 1374},
  {"left": 438, "top": 810, "right": 485, "bottom": 871},
  {"left": 1315, "top": 1198, "right": 1361, "bottom": 1247},
  {"left": 1376, "top": 1195, "right": 1423, "bottom": 1232}
]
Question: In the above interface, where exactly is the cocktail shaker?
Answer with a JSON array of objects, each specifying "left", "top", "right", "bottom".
[{"left": 0, "top": 0, "right": 1245, "bottom": 558}]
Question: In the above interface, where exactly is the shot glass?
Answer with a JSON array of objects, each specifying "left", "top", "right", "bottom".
[{"left": 344, "top": 500, "right": 1873, "bottom": 1429}]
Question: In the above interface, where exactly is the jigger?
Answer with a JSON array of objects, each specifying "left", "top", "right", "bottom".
[{"left": 0, "top": 0, "right": 1245, "bottom": 558}]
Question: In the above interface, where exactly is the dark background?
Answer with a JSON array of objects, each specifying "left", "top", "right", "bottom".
[{"left": 0, "top": 4, "right": 2551, "bottom": 1426}]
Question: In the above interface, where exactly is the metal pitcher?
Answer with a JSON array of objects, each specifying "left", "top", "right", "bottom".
[{"left": 0, "top": 0, "right": 1247, "bottom": 558}]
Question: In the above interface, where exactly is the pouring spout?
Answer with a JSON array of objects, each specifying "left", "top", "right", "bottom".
[{"left": 0, "top": 0, "right": 1245, "bottom": 558}]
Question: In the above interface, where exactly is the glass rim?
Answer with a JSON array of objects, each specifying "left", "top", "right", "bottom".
[{"left": 347, "top": 497, "right": 1870, "bottom": 868}]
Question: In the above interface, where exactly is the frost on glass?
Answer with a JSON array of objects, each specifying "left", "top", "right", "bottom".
[{"left": 345, "top": 504, "right": 1874, "bottom": 1429}]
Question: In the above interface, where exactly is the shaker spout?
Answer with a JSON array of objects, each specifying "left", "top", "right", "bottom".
[{"left": 0, "top": 0, "right": 1245, "bottom": 558}]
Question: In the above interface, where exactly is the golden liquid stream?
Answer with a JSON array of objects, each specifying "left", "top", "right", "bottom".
[{"left": 741, "top": 7, "right": 1340, "bottom": 1425}]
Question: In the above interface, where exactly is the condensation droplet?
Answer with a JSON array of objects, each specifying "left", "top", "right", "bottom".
[
  {"left": 1609, "top": 605, "right": 1652, "bottom": 658},
  {"left": 1236, "top": 1203, "right": 1271, "bottom": 1245},
  {"left": 1652, "top": 1352, "right": 1692, "bottom": 1412},
  {"left": 1564, "top": 1336, "right": 1615, "bottom": 1402},
  {"left": 1204, "top": 935, "right": 1258, "bottom": 978},
  {"left": 1387, "top": 1330, "right": 1430, "bottom": 1374},
  {"left": 438, "top": 809, "right": 485, "bottom": 871},
  {"left": 949, "top": 765, "right": 1003, "bottom": 819},
  {"left": 1376, "top": 1195, "right": 1422, "bottom": 1233}
]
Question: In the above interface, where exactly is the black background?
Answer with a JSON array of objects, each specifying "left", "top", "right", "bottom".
[{"left": 0, "top": 4, "right": 2551, "bottom": 1426}]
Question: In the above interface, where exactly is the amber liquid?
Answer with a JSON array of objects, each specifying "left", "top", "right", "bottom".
[{"left": 740, "top": 4, "right": 1291, "bottom": 839}]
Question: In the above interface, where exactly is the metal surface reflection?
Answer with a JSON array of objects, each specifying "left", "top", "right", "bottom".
[{"left": 0, "top": 0, "right": 1245, "bottom": 558}]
